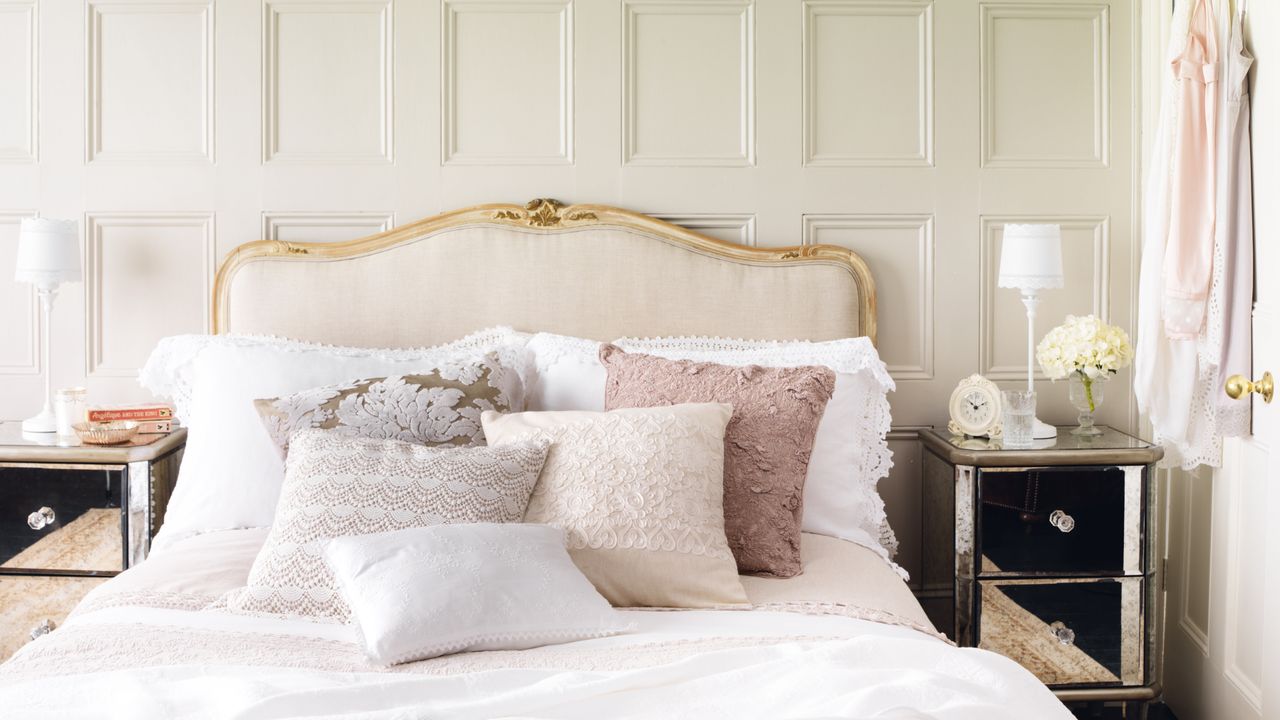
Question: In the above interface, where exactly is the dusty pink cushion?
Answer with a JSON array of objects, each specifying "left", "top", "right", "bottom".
[{"left": 599, "top": 344, "right": 835, "bottom": 577}]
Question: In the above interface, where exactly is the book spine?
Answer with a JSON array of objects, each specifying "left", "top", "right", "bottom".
[
  {"left": 134, "top": 420, "right": 173, "bottom": 434},
  {"left": 87, "top": 407, "right": 173, "bottom": 422}
]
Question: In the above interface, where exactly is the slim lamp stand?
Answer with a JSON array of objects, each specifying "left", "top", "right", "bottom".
[
  {"left": 1021, "top": 291, "right": 1058, "bottom": 439},
  {"left": 21, "top": 286, "right": 58, "bottom": 433}
]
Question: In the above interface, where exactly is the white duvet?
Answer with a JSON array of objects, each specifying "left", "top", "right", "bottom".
[{"left": 0, "top": 605, "right": 1070, "bottom": 719}]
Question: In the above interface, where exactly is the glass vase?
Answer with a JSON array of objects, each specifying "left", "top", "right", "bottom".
[{"left": 1067, "top": 373, "right": 1107, "bottom": 436}]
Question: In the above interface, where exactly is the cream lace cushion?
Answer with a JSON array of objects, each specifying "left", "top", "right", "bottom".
[
  {"left": 326, "top": 523, "right": 626, "bottom": 665},
  {"left": 220, "top": 428, "right": 549, "bottom": 621},
  {"left": 253, "top": 354, "right": 515, "bottom": 454},
  {"left": 481, "top": 404, "right": 748, "bottom": 608},
  {"left": 598, "top": 345, "right": 834, "bottom": 578}
]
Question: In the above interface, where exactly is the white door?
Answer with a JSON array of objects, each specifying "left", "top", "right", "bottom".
[{"left": 1162, "top": 2, "right": 1278, "bottom": 719}]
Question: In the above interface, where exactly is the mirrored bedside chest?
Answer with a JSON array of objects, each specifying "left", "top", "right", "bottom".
[
  {"left": 0, "top": 423, "right": 185, "bottom": 660},
  {"left": 919, "top": 427, "right": 1164, "bottom": 717}
]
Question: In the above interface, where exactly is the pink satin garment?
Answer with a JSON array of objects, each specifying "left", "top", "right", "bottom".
[{"left": 1162, "top": 0, "right": 1219, "bottom": 339}]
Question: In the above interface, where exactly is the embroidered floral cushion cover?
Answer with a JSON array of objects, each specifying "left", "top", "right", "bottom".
[
  {"left": 598, "top": 345, "right": 834, "bottom": 577},
  {"left": 521, "top": 331, "right": 900, "bottom": 573},
  {"left": 253, "top": 353, "right": 517, "bottom": 453},
  {"left": 481, "top": 403, "right": 748, "bottom": 608},
  {"left": 219, "top": 428, "right": 550, "bottom": 620},
  {"left": 136, "top": 328, "right": 528, "bottom": 547},
  {"left": 326, "top": 523, "right": 626, "bottom": 665}
]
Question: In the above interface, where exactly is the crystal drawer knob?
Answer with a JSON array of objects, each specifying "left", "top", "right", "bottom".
[
  {"left": 27, "top": 506, "right": 55, "bottom": 530},
  {"left": 1049, "top": 621, "right": 1076, "bottom": 646},
  {"left": 1049, "top": 509, "right": 1075, "bottom": 533},
  {"left": 29, "top": 618, "right": 55, "bottom": 641}
]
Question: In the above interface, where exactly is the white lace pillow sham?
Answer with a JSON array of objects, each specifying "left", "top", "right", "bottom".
[
  {"left": 253, "top": 354, "right": 517, "bottom": 453},
  {"left": 327, "top": 523, "right": 626, "bottom": 665},
  {"left": 220, "top": 429, "right": 550, "bottom": 621},
  {"left": 522, "top": 331, "right": 899, "bottom": 569},
  {"left": 139, "top": 328, "right": 528, "bottom": 548},
  {"left": 481, "top": 404, "right": 749, "bottom": 608}
]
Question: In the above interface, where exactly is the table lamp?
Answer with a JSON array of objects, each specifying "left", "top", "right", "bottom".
[
  {"left": 997, "top": 223, "right": 1063, "bottom": 439},
  {"left": 14, "top": 217, "right": 81, "bottom": 433}
]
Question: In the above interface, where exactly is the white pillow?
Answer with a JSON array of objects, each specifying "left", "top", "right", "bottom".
[
  {"left": 326, "top": 523, "right": 626, "bottom": 665},
  {"left": 141, "top": 327, "right": 529, "bottom": 547},
  {"left": 522, "top": 331, "right": 898, "bottom": 566}
]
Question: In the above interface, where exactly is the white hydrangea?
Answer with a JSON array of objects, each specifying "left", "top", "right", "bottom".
[{"left": 1036, "top": 314, "right": 1134, "bottom": 381}]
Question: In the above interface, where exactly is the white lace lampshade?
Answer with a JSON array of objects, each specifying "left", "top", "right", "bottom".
[
  {"left": 15, "top": 218, "right": 81, "bottom": 287},
  {"left": 998, "top": 224, "right": 1063, "bottom": 291},
  {"left": 14, "top": 217, "right": 81, "bottom": 433}
]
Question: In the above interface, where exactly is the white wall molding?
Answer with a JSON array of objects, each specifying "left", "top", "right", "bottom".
[
  {"left": 0, "top": 1, "right": 37, "bottom": 163},
  {"left": 0, "top": 210, "right": 38, "bottom": 374},
  {"left": 654, "top": 213, "right": 756, "bottom": 246},
  {"left": 262, "top": 211, "right": 395, "bottom": 242}
]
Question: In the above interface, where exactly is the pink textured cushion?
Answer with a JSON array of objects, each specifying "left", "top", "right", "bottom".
[{"left": 599, "top": 344, "right": 835, "bottom": 577}]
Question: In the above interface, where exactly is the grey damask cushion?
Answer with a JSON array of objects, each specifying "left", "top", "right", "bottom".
[
  {"left": 253, "top": 351, "right": 522, "bottom": 453},
  {"left": 219, "top": 428, "right": 550, "bottom": 621}
]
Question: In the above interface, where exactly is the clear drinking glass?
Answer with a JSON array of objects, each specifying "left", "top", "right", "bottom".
[{"left": 1001, "top": 390, "right": 1036, "bottom": 449}]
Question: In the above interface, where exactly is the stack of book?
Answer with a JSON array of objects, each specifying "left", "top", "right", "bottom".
[{"left": 87, "top": 403, "right": 175, "bottom": 434}]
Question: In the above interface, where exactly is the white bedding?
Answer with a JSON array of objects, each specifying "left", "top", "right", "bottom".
[{"left": 0, "top": 531, "right": 1072, "bottom": 719}]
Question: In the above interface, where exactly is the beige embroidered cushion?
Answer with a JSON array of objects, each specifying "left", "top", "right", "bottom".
[
  {"left": 253, "top": 352, "right": 521, "bottom": 453},
  {"left": 219, "top": 428, "right": 549, "bottom": 621},
  {"left": 481, "top": 404, "right": 748, "bottom": 608}
]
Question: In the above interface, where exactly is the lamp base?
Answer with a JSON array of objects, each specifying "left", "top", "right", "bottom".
[
  {"left": 21, "top": 408, "right": 57, "bottom": 434},
  {"left": 1032, "top": 417, "right": 1058, "bottom": 439}
]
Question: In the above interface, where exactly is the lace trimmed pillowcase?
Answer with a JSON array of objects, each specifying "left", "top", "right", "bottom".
[
  {"left": 219, "top": 428, "right": 550, "bottom": 621},
  {"left": 481, "top": 403, "right": 749, "bottom": 608},
  {"left": 522, "top": 331, "right": 900, "bottom": 572}
]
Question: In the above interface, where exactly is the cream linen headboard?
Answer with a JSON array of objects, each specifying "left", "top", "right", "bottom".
[{"left": 213, "top": 199, "right": 876, "bottom": 347}]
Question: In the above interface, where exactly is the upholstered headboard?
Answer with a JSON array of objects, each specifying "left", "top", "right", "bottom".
[{"left": 213, "top": 199, "right": 876, "bottom": 347}]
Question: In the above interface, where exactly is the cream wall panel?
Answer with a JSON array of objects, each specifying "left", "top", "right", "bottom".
[
  {"left": 263, "top": 0, "right": 393, "bottom": 163},
  {"left": 85, "top": 213, "right": 213, "bottom": 378},
  {"left": 442, "top": 0, "right": 572, "bottom": 165},
  {"left": 263, "top": 211, "right": 395, "bottom": 242},
  {"left": 980, "top": 3, "right": 1109, "bottom": 168},
  {"left": 0, "top": 2, "right": 36, "bottom": 163},
  {"left": 622, "top": 0, "right": 754, "bottom": 166},
  {"left": 803, "top": 214, "right": 933, "bottom": 380},
  {"left": 979, "top": 216, "right": 1109, "bottom": 381},
  {"left": 655, "top": 213, "right": 756, "bottom": 246},
  {"left": 802, "top": 0, "right": 932, "bottom": 167},
  {"left": 0, "top": 212, "right": 36, "bottom": 373},
  {"left": 87, "top": 1, "right": 213, "bottom": 163}
]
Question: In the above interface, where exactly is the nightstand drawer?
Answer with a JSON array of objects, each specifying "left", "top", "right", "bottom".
[
  {"left": 977, "top": 577, "right": 1143, "bottom": 687},
  {"left": 0, "top": 575, "right": 108, "bottom": 661},
  {"left": 978, "top": 466, "right": 1142, "bottom": 576},
  {"left": 0, "top": 466, "right": 124, "bottom": 573}
]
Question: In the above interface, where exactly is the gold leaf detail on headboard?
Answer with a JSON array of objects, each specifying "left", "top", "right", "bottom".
[
  {"left": 779, "top": 250, "right": 801, "bottom": 259},
  {"left": 492, "top": 199, "right": 598, "bottom": 227},
  {"left": 269, "top": 241, "right": 310, "bottom": 256}
]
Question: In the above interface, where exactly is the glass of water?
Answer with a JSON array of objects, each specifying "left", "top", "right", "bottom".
[{"left": 1001, "top": 390, "right": 1036, "bottom": 449}]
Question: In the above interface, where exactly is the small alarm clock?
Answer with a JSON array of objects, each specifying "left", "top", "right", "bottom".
[{"left": 948, "top": 374, "right": 1003, "bottom": 438}]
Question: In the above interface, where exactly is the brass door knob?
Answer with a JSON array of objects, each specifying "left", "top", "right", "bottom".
[{"left": 1225, "top": 372, "right": 1274, "bottom": 404}]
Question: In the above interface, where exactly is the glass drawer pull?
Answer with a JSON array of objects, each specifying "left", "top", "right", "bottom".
[
  {"left": 29, "top": 618, "right": 55, "bottom": 641},
  {"left": 1049, "top": 621, "right": 1076, "bottom": 646},
  {"left": 27, "top": 506, "right": 55, "bottom": 530},
  {"left": 1049, "top": 509, "right": 1075, "bottom": 533}
]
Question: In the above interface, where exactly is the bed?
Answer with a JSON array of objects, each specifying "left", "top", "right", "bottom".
[{"left": 0, "top": 200, "right": 1071, "bottom": 718}]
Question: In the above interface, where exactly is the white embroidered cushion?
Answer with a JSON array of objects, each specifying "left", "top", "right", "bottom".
[
  {"left": 138, "top": 327, "right": 528, "bottom": 547},
  {"left": 481, "top": 404, "right": 748, "bottom": 608},
  {"left": 326, "top": 523, "right": 627, "bottom": 665},
  {"left": 220, "top": 428, "right": 550, "bottom": 621},
  {"left": 521, "top": 331, "right": 899, "bottom": 570}
]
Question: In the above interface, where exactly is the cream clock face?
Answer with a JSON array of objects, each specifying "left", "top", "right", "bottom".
[{"left": 948, "top": 375, "right": 1003, "bottom": 437}]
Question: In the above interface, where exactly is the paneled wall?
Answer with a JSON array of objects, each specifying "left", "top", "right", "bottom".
[{"left": 0, "top": 0, "right": 1140, "bottom": 586}]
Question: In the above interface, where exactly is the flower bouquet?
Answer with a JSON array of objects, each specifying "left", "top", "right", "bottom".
[{"left": 1036, "top": 314, "right": 1134, "bottom": 436}]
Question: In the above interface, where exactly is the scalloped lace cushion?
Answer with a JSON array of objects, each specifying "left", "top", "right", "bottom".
[
  {"left": 146, "top": 328, "right": 530, "bottom": 548},
  {"left": 482, "top": 404, "right": 749, "bottom": 608},
  {"left": 599, "top": 344, "right": 834, "bottom": 578},
  {"left": 614, "top": 335, "right": 899, "bottom": 567},
  {"left": 327, "top": 523, "right": 626, "bottom": 665},
  {"left": 218, "top": 429, "right": 550, "bottom": 621}
]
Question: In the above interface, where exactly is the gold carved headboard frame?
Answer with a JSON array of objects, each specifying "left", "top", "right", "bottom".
[{"left": 212, "top": 198, "right": 877, "bottom": 345}]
